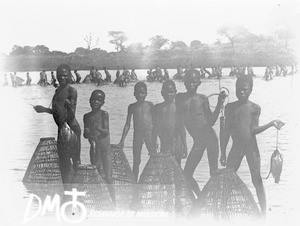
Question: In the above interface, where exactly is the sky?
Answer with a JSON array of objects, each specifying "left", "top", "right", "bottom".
[{"left": 0, "top": 0, "right": 299, "bottom": 54}]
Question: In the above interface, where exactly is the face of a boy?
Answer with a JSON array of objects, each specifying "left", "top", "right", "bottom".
[
  {"left": 236, "top": 82, "right": 252, "bottom": 102},
  {"left": 134, "top": 87, "right": 147, "bottom": 102},
  {"left": 90, "top": 94, "right": 105, "bottom": 110},
  {"left": 184, "top": 77, "right": 200, "bottom": 94},
  {"left": 57, "top": 68, "right": 69, "bottom": 85},
  {"left": 162, "top": 84, "right": 176, "bottom": 102}
]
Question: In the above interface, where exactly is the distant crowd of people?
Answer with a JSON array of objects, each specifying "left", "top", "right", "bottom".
[{"left": 2, "top": 64, "right": 298, "bottom": 87}]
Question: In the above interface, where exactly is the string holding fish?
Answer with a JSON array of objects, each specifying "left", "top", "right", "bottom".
[{"left": 265, "top": 129, "right": 283, "bottom": 183}]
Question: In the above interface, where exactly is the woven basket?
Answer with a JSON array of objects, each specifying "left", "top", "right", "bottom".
[
  {"left": 70, "top": 164, "right": 115, "bottom": 211},
  {"left": 23, "top": 137, "right": 62, "bottom": 184},
  {"left": 196, "top": 168, "right": 260, "bottom": 220},
  {"left": 97, "top": 144, "right": 136, "bottom": 209},
  {"left": 131, "top": 153, "right": 193, "bottom": 216}
]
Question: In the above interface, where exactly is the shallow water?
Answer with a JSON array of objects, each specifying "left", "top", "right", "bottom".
[{"left": 0, "top": 71, "right": 299, "bottom": 224}]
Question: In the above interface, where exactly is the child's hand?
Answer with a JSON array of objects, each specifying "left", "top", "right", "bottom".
[
  {"left": 33, "top": 105, "right": 46, "bottom": 113},
  {"left": 218, "top": 91, "right": 227, "bottom": 105},
  {"left": 272, "top": 120, "right": 285, "bottom": 130},
  {"left": 118, "top": 141, "right": 124, "bottom": 148},
  {"left": 220, "top": 154, "right": 227, "bottom": 167}
]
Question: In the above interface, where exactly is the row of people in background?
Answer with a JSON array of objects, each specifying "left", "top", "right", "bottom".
[
  {"left": 113, "top": 67, "right": 138, "bottom": 87},
  {"left": 146, "top": 67, "right": 169, "bottom": 82}
]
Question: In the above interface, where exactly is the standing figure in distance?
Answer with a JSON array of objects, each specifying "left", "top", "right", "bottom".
[
  {"left": 118, "top": 82, "right": 154, "bottom": 181},
  {"left": 220, "top": 75, "right": 284, "bottom": 216},
  {"left": 83, "top": 90, "right": 116, "bottom": 204}
]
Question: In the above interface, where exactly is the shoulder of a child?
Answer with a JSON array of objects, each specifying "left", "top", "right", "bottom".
[
  {"left": 175, "top": 92, "right": 185, "bottom": 101},
  {"left": 101, "top": 109, "right": 109, "bottom": 117},
  {"left": 146, "top": 101, "right": 154, "bottom": 106},
  {"left": 251, "top": 102, "right": 261, "bottom": 112}
]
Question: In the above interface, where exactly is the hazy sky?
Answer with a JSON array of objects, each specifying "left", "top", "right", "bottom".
[{"left": 0, "top": 0, "right": 299, "bottom": 54}]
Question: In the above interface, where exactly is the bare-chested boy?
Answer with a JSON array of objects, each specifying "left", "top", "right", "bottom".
[
  {"left": 219, "top": 75, "right": 284, "bottom": 216},
  {"left": 152, "top": 80, "right": 187, "bottom": 158},
  {"left": 83, "top": 90, "right": 116, "bottom": 204},
  {"left": 118, "top": 82, "right": 154, "bottom": 181},
  {"left": 176, "top": 69, "right": 226, "bottom": 199},
  {"left": 34, "top": 64, "right": 81, "bottom": 183}
]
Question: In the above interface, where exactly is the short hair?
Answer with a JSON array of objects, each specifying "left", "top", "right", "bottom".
[
  {"left": 134, "top": 81, "right": 147, "bottom": 92},
  {"left": 184, "top": 68, "right": 201, "bottom": 83},
  {"left": 90, "top": 89, "right": 105, "bottom": 100},
  {"left": 56, "top": 64, "right": 71, "bottom": 75},
  {"left": 162, "top": 80, "right": 176, "bottom": 92},
  {"left": 236, "top": 75, "right": 253, "bottom": 89}
]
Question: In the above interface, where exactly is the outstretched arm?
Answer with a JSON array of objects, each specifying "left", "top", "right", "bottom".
[
  {"left": 33, "top": 105, "right": 53, "bottom": 114},
  {"left": 118, "top": 105, "right": 133, "bottom": 146},
  {"left": 251, "top": 105, "right": 284, "bottom": 135},
  {"left": 220, "top": 105, "right": 231, "bottom": 167}
]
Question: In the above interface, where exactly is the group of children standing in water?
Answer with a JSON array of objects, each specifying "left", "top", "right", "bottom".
[{"left": 32, "top": 63, "right": 284, "bottom": 216}]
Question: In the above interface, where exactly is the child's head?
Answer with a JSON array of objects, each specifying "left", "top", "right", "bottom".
[
  {"left": 56, "top": 64, "right": 71, "bottom": 85},
  {"left": 236, "top": 75, "right": 253, "bottom": 102},
  {"left": 161, "top": 80, "right": 176, "bottom": 102},
  {"left": 134, "top": 81, "right": 147, "bottom": 101},
  {"left": 90, "top": 90, "right": 105, "bottom": 110},
  {"left": 184, "top": 69, "right": 201, "bottom": 93}
]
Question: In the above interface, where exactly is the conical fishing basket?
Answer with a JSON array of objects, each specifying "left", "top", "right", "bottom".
[
  {"left": 196, "top": 168, "right": 260, "bottom": 220},
  {"left": 70, "top": 164, "right": 114, "bottom": 211},
  {"left": 98, "top": 144, "right": 136, "bottom": 209},
  {"left": 22, "top": 137, "right": 62, "bottom": 184},
  {"left": 131, "top": 153, "right": 193, "bottom": 216}
]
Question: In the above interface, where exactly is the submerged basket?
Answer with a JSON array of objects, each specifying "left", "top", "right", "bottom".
[
  {"left": 98, "top": 144, "right": 136, "bottom": 209},
  {"left": 70, "top": 164, "right": 114, "bottom": 211},
  {"left": 131, "top": 153, "right": 193, "bottom": 216},
  {"left": 197, "top": 168, "right": 260, "bottom": 220},
  {"left": 23, "top": 137, "right": 62, "bottom": 184}
]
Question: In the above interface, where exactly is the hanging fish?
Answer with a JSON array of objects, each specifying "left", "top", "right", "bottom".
[
  {"left": 59, "top": 122, "right": 77, "bottom": 149},
  {"left": 266, "top": 148, "right": 283, "bottom": 183}
]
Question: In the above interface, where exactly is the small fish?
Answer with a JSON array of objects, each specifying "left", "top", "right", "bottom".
[
  {"left": 59, "top": 122, "right": 77, "bottom": 146},
  {"left": 266, "top": 148, "right": 283, "bottom": 183}
]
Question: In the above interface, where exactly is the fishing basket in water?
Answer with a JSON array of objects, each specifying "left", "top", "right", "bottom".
[
  {"left": 131, "top": 153, "right": 193, "bottom": 216},
  {"left": 196, "top": 168, "right": 260, "bottom": 220},
  {"left": 70, "top": 164, "right": 114, "bottom": 211},
  {"left": 98, "top": 144, "right": 136, "bottom": 209},
  {"left": 22, "top": 137, "right": 62, "bottom": 184}
]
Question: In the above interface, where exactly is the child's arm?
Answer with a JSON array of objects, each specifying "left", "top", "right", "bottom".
[
  {"left": 118, "top": 104, "right": 133, "bottom": 147},
  {"left": 33, "top": 105, "right": 53, "bottom": 114},
  {"left": 65, "top": 88, "right": 77, "bottom": 122},
  {"left": 95, "top": 111, "right": 110, "bottom": 137},
  {"left": 251, "top": 105, "right": 284, "bottom": 135},
  {"left": 205, "top": 92, "right": 226, "bottom": 126},
  {"left": 175, "top": 95, "right": 187, "bottom": 157},
  {"left": 151, "top": 105, "right": 159, "bottom": 154},
  {"left": 83, "top": 114, "right": 90, "bottom": 139},
  {"left": 220, "top": 105, "right": 231, "bottom": 167}
]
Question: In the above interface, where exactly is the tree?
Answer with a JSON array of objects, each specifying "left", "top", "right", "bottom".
[
  {"left": 34, "top": 45, "right": 50, "bottom": 55},
  {"left": 74, "top": 47, "right": 88, "bottom": 55},
  {"left": 274, "top": 26, "right": 294, "bottom": 50},
  {"left": 108, "top": 31, "right": 127, "bottom": 52},
  {"left": 217, "top": 26, "right": 238, "bottom": 48},
  {"left": 149, "top": 35, "right": 169, "bottom": 51},
  {"left": 10, "top": 45, "right": 34, "bottom": 55},
  {"left": 84, "top": 33, "right": 99, "bottom": 50},
  {"left": 190, "top": 40, "right": 202, "bottom": 51},
  {"left": 126, "top": 42, "right": 145, "bottom": 54},
  {"left": 170, "top": 41, "right": 188, "bottom": 51}
]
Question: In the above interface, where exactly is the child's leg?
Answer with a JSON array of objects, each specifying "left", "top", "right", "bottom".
[
  {"left": 246, "top": 149, "right": 266, "bottom": 216},
  {"left": 206, "top": 128, "right": 219, "bottom": 176},
  {"left": 102, "top": 145, "right": 116, "bottom": 205},
  {"left": 143, "top": 130, "right": 153, "bottom": 155},
  {"left": 226, "top": 146, "right": 244, "bottom": 172},
  {"left": 133, "top": 133, "right": 143, "bottom": 182},
  {"left": 69, "top": 121, "right": 81, "bottom": 167},
  {"left": 183, "top": 142, "right": 205, "bottom": 199},
  {"left": 57, "top": 136, "right": 73, "bottom": 184}
]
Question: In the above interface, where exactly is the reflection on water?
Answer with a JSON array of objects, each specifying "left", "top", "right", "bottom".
[{"left": 0, "top": 72, "right": 299, "bottom": 223}]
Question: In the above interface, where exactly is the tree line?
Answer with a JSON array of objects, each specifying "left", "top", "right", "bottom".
[{"left": 2, "top": 26, "right": 296, "bottom": 72}]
